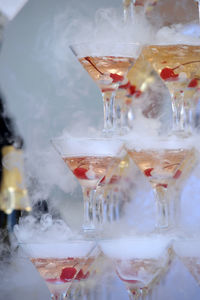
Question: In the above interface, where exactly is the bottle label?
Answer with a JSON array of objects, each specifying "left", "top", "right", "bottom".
[{"left": 2, "top": 150, "right": 25, "bottom": 190}]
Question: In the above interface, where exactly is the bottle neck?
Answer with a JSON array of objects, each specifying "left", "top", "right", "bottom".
[
  {"left": 0, "top": 145, "right": 31, "bottom": 221},
  {"left": 0, "top": 209, "right": 22, "bottom": 231}
]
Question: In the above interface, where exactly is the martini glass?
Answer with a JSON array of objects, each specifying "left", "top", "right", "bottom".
[
  {"left": 52, "top": 136, "right": 124, "bottom": 232},
  {"left": 18, "top": 239, "right": 96, "bottom": 300},
  {"left": 126, "top": 136, "right": 196, "bottom": 230},
  {"left": 143, "top": 44, "right": 200, "bottom": 134},
  {"left": 100, "top": 234, "right": 172, "bottom": 300},
  {"left": 69, "top": 42, "right": 141, "bottom": 133},
  {"left": 173, "top": 236, "right": 200, "bottom": 285}
]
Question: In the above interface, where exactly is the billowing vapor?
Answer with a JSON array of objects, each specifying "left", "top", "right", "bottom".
[{"left": 14, "top": 214, "right": 73, "bottom": 243}]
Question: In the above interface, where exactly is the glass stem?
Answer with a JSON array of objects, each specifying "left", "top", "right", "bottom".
[
  {"left": 82, "top": 187, "right": 97, "bottom": 232},
  {"left": 115, "top": 95, "right": 131, "bottom": 133},
  {"left": 199, "top": 2, "right": 200, "bottom": 24},
  {"left": 170, "top": 187, "right": 182, "bottom": 228},
  {"left": 128, "top": 288, "right": 151, "bottom": 300},
  {"left": 182, "top": 104, "right": 197, "bottom": 133},
  {"left": 153, "top": 186, "right": 170, "bottom": 230},
  {"left": 102, "top": 91, "right": 114, "bottom": 132},
  {"left": 171, "top": 92, "right": 185, "bottom": 132},
  {"left": 123, "top": 0, "right": 135, "bottom": 23},
  {"left": 197, "top": 0, "right": 200, "bottom": 24},
  {"left": 51, "top": 293, "right": 66, "bottom": 300},
  {"left": 97, "top": 189, "right": 121, "bottom": 224},
  {"left": 171, "top": 91, "right": 197, "bottom": 134}
]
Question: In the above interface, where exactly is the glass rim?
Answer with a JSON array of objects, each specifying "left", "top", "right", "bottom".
[
  {"left": 16, "top": 240, "right": 98, "bottom": 259},
  {"left": 51, "top": 136, "right": 125, "bottom": 158},
  {"left": 17, "top": 238, "right": 97, "bottom": 246},
  {"left": 123, "top": 134, "right": 196, "bottom": 151},
  {"left": 99, "top": 234, "right": 172, "bottom": 243},
  {"left": 51, "top": 136, "right": 124, "bottom": 143},
  {"left": 69, "top": 41, "right": 142, "bottom": 48},
  {"left": 145, "top": 43, "right": 200, "bottom": 47}
]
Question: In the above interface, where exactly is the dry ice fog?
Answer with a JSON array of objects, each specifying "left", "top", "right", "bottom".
[{"left": 0, "top": 0, "right": 200, "bottom": 299}]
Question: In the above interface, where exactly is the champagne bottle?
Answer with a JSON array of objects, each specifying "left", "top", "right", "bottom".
[{"left": 0, "top": 97, "right": 31, "bottom": 239}]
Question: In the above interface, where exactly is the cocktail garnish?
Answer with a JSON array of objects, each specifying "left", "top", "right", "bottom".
[
  {"left": 173, "top": 169, "right": 182, "bottom": 179},
  {"left": 60, "top": 267, "right": 77, "bottom": 282},
  {"left": 129, "top": 84, "right": 137, "bottom": 95},
  {"left": 135, "top": 90, "right": 142, "bottom": 98},
  {"left": 160, "top": 67, "right": 179, "bottom": 81},
  {"left": 116, "top": 269, "right": 140, "bottom": 284},
  {"left": 100, "top": 175, "right": 120, "bottom": 185},
  {"left": 101, "top": 88, "right": 115, "bottom": 93},
  {"left": 75, "top": 269, "right": 90, "bottom": 280},
  {"left": 73, "top": 167, "right": 88, "bottom": 180},
  {"left": 46, "top": 278, "right": 59, "bottom": 283},
  {"left": 110, "top": 73, "right": 124, "bottom": 83},
  {"left": 119, "top": 81, "right": 131, "bottom": 89},
  {"left": 188, "top": 78, "right": 198, "bottom": 88},
  {"left": 85, "top": 57, "right": 104, "bottom": 75},
  {"left": 109, "top": 175, "right": 121, "bottom": 184},
  {"left": 144, "top": 168, "right": 154, "bottom": 177},
  {"left": 157, "top": 183, "right": 168, "bottom": 188}
]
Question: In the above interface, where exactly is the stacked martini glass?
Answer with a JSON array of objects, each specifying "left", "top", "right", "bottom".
[{"left": 15, "top": 1, "right": 200, "bottom": 299}]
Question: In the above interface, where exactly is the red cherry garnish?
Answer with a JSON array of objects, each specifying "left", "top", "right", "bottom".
[
  {"left": 157, "top": 183, "right": 168, "bottom": 188},
  {"left": 129, "top": 84, "right": 137, "bottom": 95},
  {"left": 119, "top": 81, "right": 131, "bottom": 90},
  {"left": 188, "top": 78, "right": 198, "bottom": 88},
  {"left": 73, "top": 167, "right": 88, "bottom": 180},
  {"left": 99, "top": 175, "right": 121, "bottom": 185},
  {"left": 46, "top": 278, "right": 59, "bottom": 283},
  {"left": 110, "top": 73, "right": 124, "bottom": 83},
  {"left": 60, "top": 267, "right": 77, "bottom": 282},
  {"left": 144, "top": 168, "right": 154, "bottom": 177},
  {"left": 173, "top": 169, "right": 182, "bottom": 179},
  {"left": 101, "top": 88, "right": 115, "bottom": 93},
  {"left": 135, "top": 0, "right": 143, "bottom": 6},
  {"left": 116, "top": 269, "right": 140, "bottom": 284},
  {"left": 109, "top": 175, "right": 121, "bottom": 184},
  {"left": 75, "top": 269, "right": 90, "bottom": 280},
  {"left": 135, "top": 90, "right": 142, "bottom": 98},
  {"left": 99, "top": 176, "right": 106, "bottom": 184},
  {"left": 160, "top": 68, "right": 179, "bottom": 81}
]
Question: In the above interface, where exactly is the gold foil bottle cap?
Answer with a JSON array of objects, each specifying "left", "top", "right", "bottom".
[{"left": 0, "top": 145, "right": 31, "bottom": 214}]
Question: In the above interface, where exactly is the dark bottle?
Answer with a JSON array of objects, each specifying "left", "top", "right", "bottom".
[{"left": 0, "top": 96, "right": 31, "bottom": 246}]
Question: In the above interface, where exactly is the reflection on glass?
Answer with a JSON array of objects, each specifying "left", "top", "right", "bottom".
[
  {"left": 143, "top": 45, "right": 200, "bottom": 134},
  {"left": 100, "top": 235, "right": 171, "bottom": 300},
  {"left": 18, "top": 240, "right": 96, "bottom": 300},
  {"left": 69, "top": 42, "right": 141, "bottom": 133},
  {"left": 126, "top": 137, "right": 196, "bottom": 230},
  {"left": 52, "top": 136, "right": 124, "bottom": 232},
  {"left": 174, "top": 237, "right": 200, "bottom": 285}
]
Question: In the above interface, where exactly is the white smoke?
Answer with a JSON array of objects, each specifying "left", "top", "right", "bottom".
[
  {"left": 155, "top": 22, "right": 200, "bottom": 45},
  {"left": 14, "top": 214, "right": 73, "bottom": 243}
]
